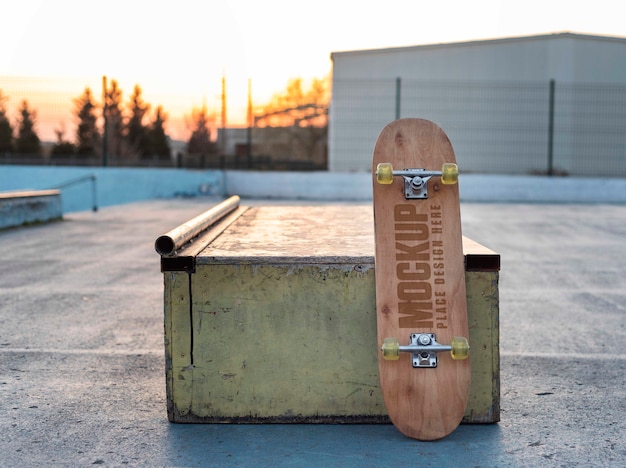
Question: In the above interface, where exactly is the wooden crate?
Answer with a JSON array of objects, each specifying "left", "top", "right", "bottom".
[{"left": 158, "top": 199, "right": 500, "bottom": 424}]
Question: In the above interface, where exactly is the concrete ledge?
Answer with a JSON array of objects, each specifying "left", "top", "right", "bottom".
[
  {"left": 0, "top": 166, "right": 223, "bottom": 213},
  {"left": 0, "top": 189, "right": 62, "bottom": 229}
]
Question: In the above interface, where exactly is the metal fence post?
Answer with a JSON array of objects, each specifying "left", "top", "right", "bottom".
[
  {"left": 102, "top": 76, "right": 108, "bottom": 167},
  {"left": 395, "top": 77, "right": 401, "bottom": 120},
  {"left": 547, "top": 79, "right": 555, "bottom": 176}
]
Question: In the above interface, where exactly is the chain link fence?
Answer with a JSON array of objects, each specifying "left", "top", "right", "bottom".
[
  {"left": 0, "top": 76, "right": 328, "bottom": 171},
  {"left": 330, "top": 79, "right": 626, "bottom": 177},
  {"left": 3, "top": 76, "right": 625, "bottom": 175}
]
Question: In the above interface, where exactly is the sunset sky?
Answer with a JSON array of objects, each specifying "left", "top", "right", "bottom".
[{"left": 1, "top": 0, "right": 623, "bottom": 141}]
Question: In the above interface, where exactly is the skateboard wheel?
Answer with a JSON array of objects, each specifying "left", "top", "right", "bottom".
[
  {"left": 441, "top": 163, "right": 458, "bottom": 185},
  {"left": 376, "top": 163, "right": 394, "bottom": 185},
  {"left": 381, "top": 337, "right": 400, "bottom": 360},
  {"left": 450, "top": 337, "right": 469, "bottom": 360}
]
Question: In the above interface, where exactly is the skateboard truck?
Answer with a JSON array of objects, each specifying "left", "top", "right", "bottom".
[
  {"left": 381, "top": 334, "right": 469, "bottom": 368},
  {"left": 375, "top": 163, "right": 458, "bottom": 199}
]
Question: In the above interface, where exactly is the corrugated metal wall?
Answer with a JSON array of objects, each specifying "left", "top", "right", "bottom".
[{"left": 330, "top": 34, "right": 626, "bottom": 176}]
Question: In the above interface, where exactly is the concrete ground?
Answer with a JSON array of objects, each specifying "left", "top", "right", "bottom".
[{"left": 1, "top": 197, "right": 625, "bottom": 467}]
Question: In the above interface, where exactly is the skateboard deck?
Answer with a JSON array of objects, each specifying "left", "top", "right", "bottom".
[{"left": 372, "top": 118, "right": 471, "bottom": 440}]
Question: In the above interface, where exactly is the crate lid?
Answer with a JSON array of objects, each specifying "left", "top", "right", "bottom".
[
  {"left": 159, "top": 203, "right": 499, "bottom": 272},
  {"left": 196, "top": 205, "right": 376, "bottom": 266}
]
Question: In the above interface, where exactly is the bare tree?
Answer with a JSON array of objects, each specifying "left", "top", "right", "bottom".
[
  {"left": 255, "top": 77, "right": 329, "bottom": 164},
  {"left": 50, "top": 123, "right": 76, "bottom": 157}
]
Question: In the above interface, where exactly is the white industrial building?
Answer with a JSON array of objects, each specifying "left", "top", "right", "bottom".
[{"left": 329, "top": 32, "right": 626, "bottom": 176}]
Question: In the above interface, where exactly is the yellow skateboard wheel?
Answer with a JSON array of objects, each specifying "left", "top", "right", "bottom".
[
  {"left": 376, "top": 163, "right": 394, "bottom": 185},
  {"left": 450, "top": 336, "right": 469, "bottom": 360},
  {"left": 381, "top": 337, "right": 400, "bottom": 360},
  {"left": 441, "top": 163, "right": 458, "bottom": 185}
]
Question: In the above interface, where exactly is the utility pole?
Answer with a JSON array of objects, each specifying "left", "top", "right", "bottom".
[
  {"left": 247, "top": 78, "right": 252, "bottom": 168},
  {"left": 547, "top": 79, "right": 555, "bottom": 176},
  {"left": 102, "top": 76, "right": 108, "bottom": 167},
  {"left": 395, "top": 77, "right": 401, "bottom": 120},
  {"left": 221, "top": 73, "right": 227, "bottom": 161}
]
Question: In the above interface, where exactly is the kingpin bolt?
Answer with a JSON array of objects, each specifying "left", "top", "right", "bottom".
[{"left": 418, "top": 334, "right": 431, "bottom": 346}]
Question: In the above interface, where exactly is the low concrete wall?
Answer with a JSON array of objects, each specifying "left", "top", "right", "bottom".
[
  {"left": 0, "top": 166, "right": 223, "bottom": 213},
  {"left": 225, "top": 171, "right": 626, "bottom": 204},
  {"left": 459, "top": 174, "right": 626, "bottom": 204},
  {"left": 225, "top": 170, "right": 372, "bottom": 200},
  {"left": 0, "top": 190, "right": 62, "bottom": 229},
  {"left": 1, "top": 166, "right": 625, "bottom": 211}
]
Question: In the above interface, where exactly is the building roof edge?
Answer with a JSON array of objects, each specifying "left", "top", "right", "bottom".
[{"left": 330, "top": 32, "right": 626, "bottom": 60}]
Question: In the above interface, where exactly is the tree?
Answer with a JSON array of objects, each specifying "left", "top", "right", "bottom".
[
  {"left": 147, "top": 105, "right": 171, "bottom": 159},
  {"left": 14, "top": 100, "right": 41, "bottom": 155},
  {"left": 256, "top": 77, "right": 329, "bottom": 128},
  {"left": 74, "top": 87, "right": 100, "bottom": 156},
  {"left": 255, "top": 77, "right": 329, "bottom": 164},
  {"left": 50, "top": 125, "right": 76, "bottom": 157},
  {"left": 125, "top": 84, "right": 150, "bottom": 157},
  {"left": 0, "top": 90, "right": 13, "bottom": 153},
  {"left": 187, "top": 104, "right": 213, "bottom": 156},
  {"left": 103, "top": 79, "right": 125, "bottom": 158}
]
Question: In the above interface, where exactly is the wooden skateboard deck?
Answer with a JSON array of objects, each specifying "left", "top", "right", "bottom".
[{"left": 372, "top": 118, "right": 471, "bottom": 440}]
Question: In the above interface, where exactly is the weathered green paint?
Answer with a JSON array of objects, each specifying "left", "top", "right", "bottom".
[
  {"left": 162, "top": 205, "right": 499, "bottom": 423},
  {"left": 463, "top": 271, "right": 500, "bottom": 423},
  {"left": 164, "top": 271, "right": 194, "bottom": 421},
  {"left": 190, "top": 263, "right": 382, "bottom": 421},
  {"left": 165, "top": 264, "right": 500, "bottom": 423}
]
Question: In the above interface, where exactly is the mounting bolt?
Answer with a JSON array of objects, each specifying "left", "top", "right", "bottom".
[
  {"left": 418, "top": 334, "right": 431, "bottom": 346},
  {"left": 410, "top": 177, "right": 424, "bottom": 191}
]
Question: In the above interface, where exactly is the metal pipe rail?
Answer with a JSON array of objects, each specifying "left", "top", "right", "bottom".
[{"left": 154, "top": 195, "right": 241, "bottom": 256}]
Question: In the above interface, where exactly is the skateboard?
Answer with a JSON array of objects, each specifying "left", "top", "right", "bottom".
[{"left": 372, "top": 118, "right": 471, "bottom": 440}]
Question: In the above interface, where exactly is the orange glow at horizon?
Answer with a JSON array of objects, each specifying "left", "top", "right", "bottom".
[
  {"left": 0, "top": 75, "right": 279, "bottom": 143},
  {"left": 3, "top": 1, "right": 622, "bottom": 144}
]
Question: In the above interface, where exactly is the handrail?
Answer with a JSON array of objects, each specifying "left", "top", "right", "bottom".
[{"left": 49, "top": 174, "right": 98, "bottom": 212}]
